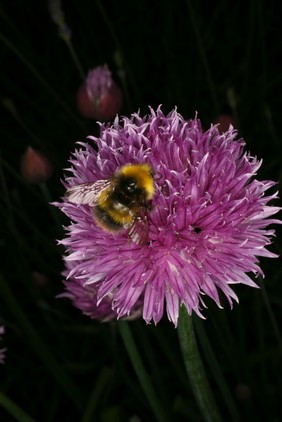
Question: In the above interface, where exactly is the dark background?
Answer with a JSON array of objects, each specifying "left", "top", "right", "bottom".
[{"left": 0, "top": 1, "right": 282, "bottom": 421}]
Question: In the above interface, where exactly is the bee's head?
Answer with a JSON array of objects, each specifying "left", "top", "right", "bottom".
[
  {"left": 125, "top": 178, "right": 138, "bottom": 193},
  {"left": 117, "top": 163, "right": 155, "bottom": 201}
]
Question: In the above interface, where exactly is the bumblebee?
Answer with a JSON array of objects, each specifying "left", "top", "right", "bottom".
[{"left": 66, "top": 163, "right": 155, "bottom": 244}]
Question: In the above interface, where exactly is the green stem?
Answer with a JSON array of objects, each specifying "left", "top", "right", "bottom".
[
  {"left": 0, "top": 391, "right": 35, "bottom": 422},
  {"left": 40, "top": 182, "right": 62, "bottom": 230},
  {"left": 118, "top": 322, "right": 169, "bottom": 422},
  {"left": 96, "top": 0, "right": 133, "bottom": 111},
  {"left": 177, "top": 306, "right": 223, "bottom": 422},
  {"left": 2, "top": 99, "right": 42, "bottom": 148},
  {"left": 81, "top": 367, "right": 112, "bottom": 422},
  {"left": 259, "top": 278, "right": 282, "bottom": 355},
  {"left": 194, "top": 318, "right": 240, "bottom": 422},
  {"left": 185, "top": 0, "right": 219, "bottom": 114},
  {"left": 65, "top": 41, "right": 85, "bottom": 81}
]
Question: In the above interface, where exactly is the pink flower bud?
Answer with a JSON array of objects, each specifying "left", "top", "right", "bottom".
[
  {"left": 77, "top": 65, "right": 123, "bottom": 121},
  {"left": 32, "top": 271, "right": 49, "bottom": 287},
  {"left": 21, "top": 147, "right": 53, "bottom": 184}
]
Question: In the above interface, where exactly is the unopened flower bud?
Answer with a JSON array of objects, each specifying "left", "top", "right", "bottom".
[
  {"left": 32, "top": 271, "right": 49, "bottom": 287},
  {"left": 77, "top": 65, "right": 123, "bottom": 121},
  {"left": 21, "top": 147, "right": 53, "bottom": 184}
]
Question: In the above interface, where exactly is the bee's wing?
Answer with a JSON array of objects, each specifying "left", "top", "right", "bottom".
[
  {"left": 127, "top": 204, "right": 151, "bottom": 245},
  {"left": 65, "top": 180, "right": 111, "bottom": 207}
]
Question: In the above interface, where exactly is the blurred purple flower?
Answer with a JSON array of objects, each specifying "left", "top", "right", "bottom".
[
  {"left": 48, "top": 0, "right": 71, "bottom": 42},
  {"left": 56, "top": 107, "right": 281, "bottom": 326},
  {"left": 0, "top": 325, "right": 6, "bottom": 364},
  {"left": 77, "top": 65, "right": 123, "bottom": 121},
  {"left": 60, "top": 262, "right": 142, "bottom": 322}
]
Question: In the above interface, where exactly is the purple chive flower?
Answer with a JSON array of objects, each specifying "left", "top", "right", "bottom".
[
  {"left": 56, "top": 106, "right": 281, "bottom": 326},
  {"left": 77, "top": 65, "right": 123, "bottom": 121}
]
